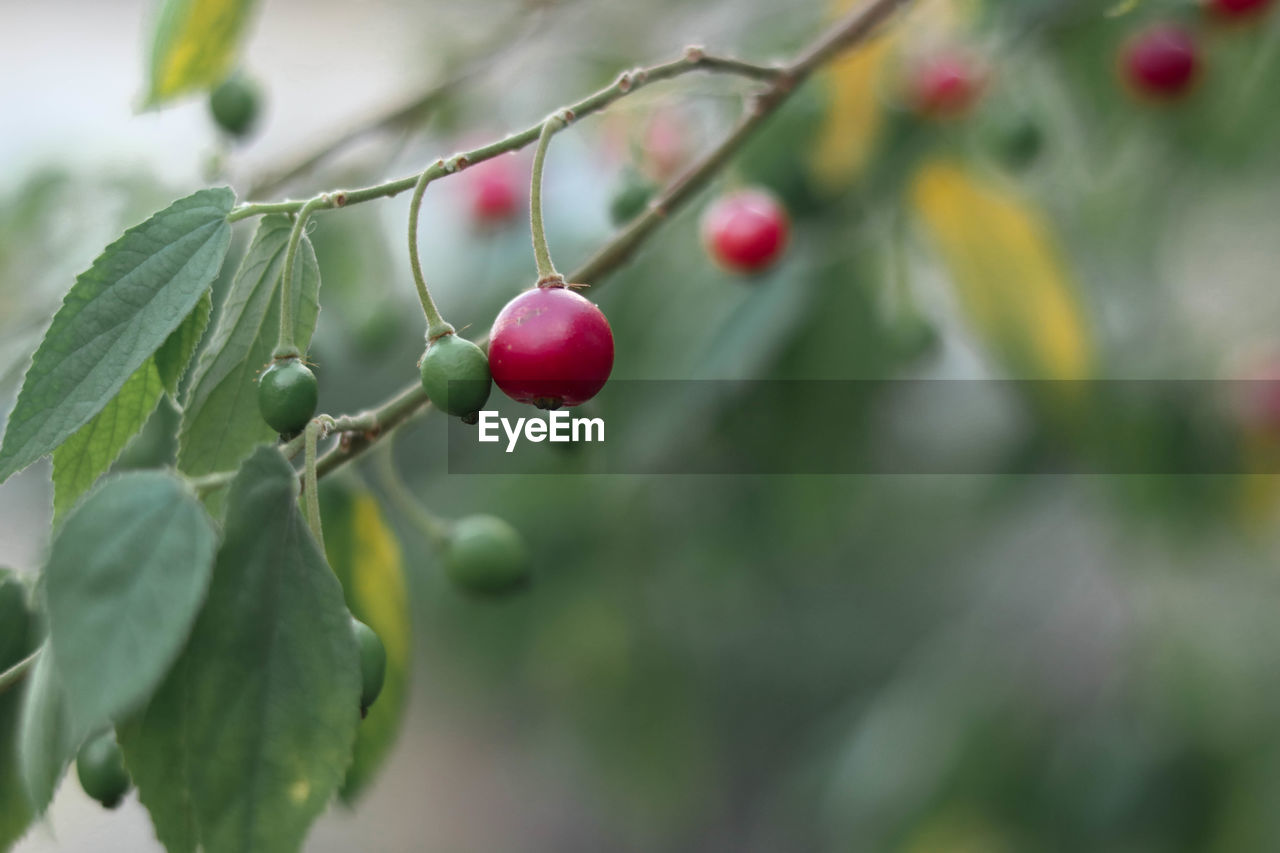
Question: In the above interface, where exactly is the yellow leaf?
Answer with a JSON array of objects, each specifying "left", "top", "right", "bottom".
[
  {"left": 320, "top": 481, "right": 411, "bottom": 803},
  {"left": 146, "top": 0, "right": 258, "bottom": 107},
  {"left": 809, "top": 34, "right": 895, "bottom": 192},
  {"left": 910, "top": 159, "right": 1093, "bottom": 381}
]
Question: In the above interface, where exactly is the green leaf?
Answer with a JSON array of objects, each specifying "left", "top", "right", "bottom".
[
  {"left": 158, "top": 289, "right": 213, "bottom": 396},
  {"left": 0, "top": 688, "right": 33, "bottom": 850},
  {"left": 0, "top": 188, "right": 234, "bottom": 485},
  {"left": 17, "top": 644, "right": 74, "bottom": 815},
  {"left": 320, "top": 480, "right": 411, "bottom": 803},
  {"left": 51, "top": 294, "right": 210, "bottom": 519},
  {"left": 0, "top": 570, "right": 33, "bottom": 671},
  {"left": 177, "top": 215, "right": 320, "bottom": 512},
  {"left": 117, "top": 664, "right": 198, "bottom": 853},
  {"left": 146, "top": 0, "right": 260, "bottom": 107},
  {"left": 0, "top": 571, "right": 34, "bottom": 849},
  {"left": 45, "top": 471, "right": 218, "bottom": 737},
  {"left": 123, "top": 447, "right": 360, "bottom": 853}
]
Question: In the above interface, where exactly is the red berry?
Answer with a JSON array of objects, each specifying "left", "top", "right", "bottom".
[
  {"left": 1122, "top": 24, "right": 1201, "bottom": 99},
  {"left": 467, "top": 155, "right": 523, "bottom": 225},
  {"left": 701, "top": 188, "right": 790, "bottom": 275},
  {"left": 488, "top": 284, "right": 614, "bottom": 409},
  {"left": 643, "top": 109, "right": 694, "bottom": 182},
  {"left": 906, "top": 52, "right": 986, "bottom": 120},
  {"left": 1206, "top": 0, "right": 1273, "bottom": 18}
]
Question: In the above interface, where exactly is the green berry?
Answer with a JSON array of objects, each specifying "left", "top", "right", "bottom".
[
  {"left": 444, "top": 515, "right": 530, "bottom": 597},
  {"left": 76, "top": 731, "right": 131, "bottom": 809},
  {"left": 258, "top": 357, "right": 318, "bottom": 435},
  {"left": 209, "top": 75, "right": 261, "bottom": 138},
  {"left": 989, "top": 112, "right": 1044, "bottom": 171},
  {"left": 351, "top": 617, "right": 386, "bottom": 716},
  {"left": 608, "top": 170, "right": 656, "bottom": 226},
  {"left": 419, "top": 333, "right": 492, "bottom": 419}
]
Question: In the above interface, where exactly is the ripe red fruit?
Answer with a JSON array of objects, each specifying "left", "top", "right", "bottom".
[
  {"left": 466, "top": 155, "right": 523, "bottom": 225},
  {"left": 489, "top": 284, "right": 614, "bottom": 409},
  {"left": 701, "top": 188, "right": 790, "bottom": 274},
  {"left": 906, "top": 52, "right": 986, "bottom": 120},
  {"left": 1121, "top": 24, "right": 1201, "bottom": 99},
  {"left": 1206, "top": 0, "right": 1274, "bottom": 18}
]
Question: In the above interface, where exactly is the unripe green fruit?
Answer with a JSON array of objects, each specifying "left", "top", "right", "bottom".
[
  {"left": 351, "top": 617, "right": 386, "bottom": 715},
  {"left": 989, "top": 112, "right": 1044, "bottom": 171},
  {"left": 209, "top": 75, "right": 261, "bottom": 138},
  {"left": 258, "top": 357, "right": 318, "bottom": 436},
  {"left": 76, "top": 731, "right": 131, "bottom": 809},
  {"left": 419, "top": 333, "right": 492, "bottom": 418},
  {"left": 609, "top": 170, "right": 656, "bottom": 226},
  {"left": 444, "top": 515, "right": 530, "bottom": 597}
]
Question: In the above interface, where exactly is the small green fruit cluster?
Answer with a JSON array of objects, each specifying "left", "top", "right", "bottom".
[
  {"left": 258, "top": 356, "right": 318, "bottom": 436},
  {"left": 419, "top": 332, "right": 492, "bottom": 421},
  {"left": 77, "top": 730, "right": 132, "bottom": 810}
]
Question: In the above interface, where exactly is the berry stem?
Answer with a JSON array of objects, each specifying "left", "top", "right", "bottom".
[
  {"left": 275, "top": 196, "right": 326, "bottom": 359},
  {"left": 303, "top": 419, "right": 324, "bottom": 546},
  {"left": 530, "top": 115, "right": 568, "bottom": 284},
  {"left": 375, "top": 436, "right": 451, "bottom": 547},
  {"left": 407, "top": 167, "right": 455, "bottom": 339}
]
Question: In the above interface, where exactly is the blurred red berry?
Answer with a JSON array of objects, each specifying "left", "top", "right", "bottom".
[
  {"left": 467, "top": 155, "right": 523, "bottom": 225},
  {"left": 701, "top": 188, "right": 791, "bottom": 275},
  {"left": 1206, "top": 0, "right": 1274, "bottom": 18},
  {"left": 643, "top": 109, "right": 694, "bottom": 181},
  {"left": 906, "top": 52, "right": 986, "bottom": 120},
  {"left": 1122, "top": 24, "right": 1201, "bottom": 99}
]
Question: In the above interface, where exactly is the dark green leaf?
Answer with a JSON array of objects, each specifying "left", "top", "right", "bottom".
[
  {"left": 17, "top": 645, "right": 74, "bottom": 815},
  {"left": 178, "top": 215, "right": 320, "bottom": 512},
  {"left": 45, "top": 471, "right": 218, "bottom": 736},
  {"left": 117, "top": 664, "right": 198, "bottom": 853},
  {"left": 146, "top": 0, "right": 259, "bottom": 107},
  {"left": 0, "top": 688, "right": 32, "bottom": 850},
  {"left": 0, "top": 571, "right": 34, "bottom": 850},
  {"left": 320, "top": 480, "right": 411, "bottom": 803},
  {"left": 0, "top": 188, "right": 234, "bottom": 484},
  {"left": 124, "top": 447, "right": 360, "bottom": 853},
  {"left": 0, "top": 570, "right": 32, "bottom": 670}
]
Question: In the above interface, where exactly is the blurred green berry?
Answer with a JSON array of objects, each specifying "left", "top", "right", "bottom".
[
  {"left": 444, "top": 515, "right": 530, "bottom": 597},
  {"left": 210, "top": 75, "right": 262, "bottom": 138}
]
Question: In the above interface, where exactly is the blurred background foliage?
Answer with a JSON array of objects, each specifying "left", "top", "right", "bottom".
[{"left": 8, "top": 0, "right": 1280, "bottom": 850}]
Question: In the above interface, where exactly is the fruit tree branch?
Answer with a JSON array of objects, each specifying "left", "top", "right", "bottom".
[{"left": 299, "top": 0, "right": 913, "bottom": 480}]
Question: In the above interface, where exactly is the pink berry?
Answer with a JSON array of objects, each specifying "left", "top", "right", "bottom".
[
  {"left": 701, "top": 188, "right": 790, "bottom": 275},
  {"left": 1207, "top": 0, "right": 1273, "bottom": 18},
  {"left": 1122, "top": 24, "right": 1201, "bottom": 99},
  {"left": 906, "top": 52, "right": 986, "bottom": 120},
  {"left": 467, "top": 155, "right": 522, "bottom": 225},
  {"left": 488, "top": 284, "right": 614, "bottom": 409}
]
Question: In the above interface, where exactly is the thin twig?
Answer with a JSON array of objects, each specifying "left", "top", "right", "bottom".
[{"left": 0, "top": 646, "right": 40, "bottom": 695}]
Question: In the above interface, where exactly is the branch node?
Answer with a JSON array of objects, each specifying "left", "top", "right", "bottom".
[
  {"left": 684, "top": 44, "right": 706, "bottom": 63},
  {"left": 332, "top": 191, "right": 348, "bottom": 207},
  {"left": 616, "top": 70, "right": 634, "bottom": 93}
]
